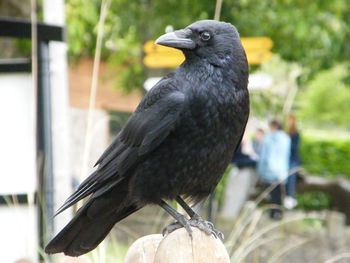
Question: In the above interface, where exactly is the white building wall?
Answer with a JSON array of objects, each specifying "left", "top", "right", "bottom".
[{"left": 0, "top": 73, "right": 37, "bottom": 262}]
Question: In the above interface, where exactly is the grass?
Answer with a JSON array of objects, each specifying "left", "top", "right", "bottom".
[{"left": 223, "top": 181, "right": 325, "bottom": 263}]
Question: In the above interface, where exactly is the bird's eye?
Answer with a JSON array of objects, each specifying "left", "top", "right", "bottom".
[{"left": 200, "top": 31, "right": 211, "bottom": 41}]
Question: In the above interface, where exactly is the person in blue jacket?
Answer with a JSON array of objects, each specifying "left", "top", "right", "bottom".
[{"left": 258, "top": 120, "right": 291, "bottom": 220}]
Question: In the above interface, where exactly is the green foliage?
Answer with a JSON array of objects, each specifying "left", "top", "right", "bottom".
[
  {"left": 65, "top": 0, "right": 215, "bottom": 92},
  {"left": 116, "top": 62, "right": 147, "bottom": 93},
  {"left": 297, "top": 64, "right": 350, "bottom": 129},
  {"left": 250, "top": 89, "right": 284, "bottom": 119},
  {"left": 296, "top": 132, "right": 350, "bottom": 210},
  {"left": 296, "top": 192, "right": 331, "bottom": 210},
  {"left": 14, "top": 39, "right": 31, "bottom": 57},
  {"left": 66, "top": 0, "right": 101, "bottom": 58},
  {"left": 250, "top": 91, "right": 283, "bottom": 118},
  {"left": 228, "top": 0, "right": 350, "bottom": 80},
  {"left": 249, "top": 55, "right": 301, "bottom": 118},
  {"left": 65, "top": 0, "right": 350, "bottom": 92},
  {"left": 300, "top": 131, "right": 350, "bottom": 178}
]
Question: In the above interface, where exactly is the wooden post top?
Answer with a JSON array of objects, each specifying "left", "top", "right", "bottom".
[{"left": 125, "top": 227, "right": 230, "bottom": 263}]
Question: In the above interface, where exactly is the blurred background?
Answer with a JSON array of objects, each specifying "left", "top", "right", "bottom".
[{"left": 0, "top": 0, "right": 350, "bottom": 262}]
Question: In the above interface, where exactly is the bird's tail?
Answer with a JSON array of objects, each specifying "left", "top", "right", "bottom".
[{"left": 45, "top": 194, "right": 141, "bottom": 256}]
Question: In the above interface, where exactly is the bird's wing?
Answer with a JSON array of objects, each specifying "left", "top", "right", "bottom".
[
  {"left": 119, "top": 90, "right": 186, "bottom": 155},
  {"left": 56, "top": 85, "right": 185, "bottom": 214}
]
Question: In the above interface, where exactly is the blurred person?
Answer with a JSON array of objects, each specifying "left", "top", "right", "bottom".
[
  {"left": 258, "top": 120, "right": 291, "bottom": 220},
  {"left": 252, "top": 128, "right": 265, "bottom": 160},
  {"left": 284, "top": 114, "right": 301, "bottom": 209},
  {"left": 231, "top": 140, "right": 256, "bottom": 168}
]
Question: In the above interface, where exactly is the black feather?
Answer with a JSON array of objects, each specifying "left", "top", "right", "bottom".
[{"left": 46, "top": 20, "right": 249, "bottom": 257}]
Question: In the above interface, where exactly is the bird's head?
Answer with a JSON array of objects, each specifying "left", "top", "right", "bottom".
[{"left": 155, "top": 20, "right": 247, "bottom": 68}]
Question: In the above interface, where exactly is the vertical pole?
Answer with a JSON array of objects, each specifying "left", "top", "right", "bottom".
[
  {"left": 214, "top": 0, "right": 223, "bottom": 21},
  {"left": 43, "top": 0, "right": 72, "bottom": 235},
  {"left": 80, "top": 0, "right": 111, "bottom": 183},
  {"left": 37, "top": 40, "right": 54, "bottom": 262}
]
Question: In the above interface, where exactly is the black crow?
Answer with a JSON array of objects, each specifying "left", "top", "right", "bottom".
[{"left": 45, "top": 20, "right": 249, "bottom": 256}]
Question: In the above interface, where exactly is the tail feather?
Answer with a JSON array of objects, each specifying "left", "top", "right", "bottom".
[
  {"left": 65, "top": 205, "right": 140, "bottom": 256},
  {"left": 46, "top": 176, "right": 142, "bottom": 256},
  {"left": 45, "top": 204, "right": 88, "bottom": 255},
  {"left": 45, "top": 201, "right": 141, "bottom": 256},
  {"left": 55, "top": 181, "right": 98, "bottom": 216}
]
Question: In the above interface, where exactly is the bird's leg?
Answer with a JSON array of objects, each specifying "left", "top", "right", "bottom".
[
  {"left": 159, "top": 200, "right": 193, "bottom": 238},
  {"left": 176, "top": 196, "right": 196, "bottom": 217},
  {"left": 176, "top": 196, "right": 224, "bottom": 241}
]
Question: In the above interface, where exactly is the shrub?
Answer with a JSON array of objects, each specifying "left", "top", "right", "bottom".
[
  {"left": 300, "top": 132, "right": 350, "bottom": 178},
  {"left": 297, "top": 132, "right": 350, "bottom": 209}
]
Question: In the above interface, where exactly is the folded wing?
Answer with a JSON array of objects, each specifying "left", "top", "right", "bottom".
[{"left": 56, "top": 86, "right": 186, "bottom": 214}]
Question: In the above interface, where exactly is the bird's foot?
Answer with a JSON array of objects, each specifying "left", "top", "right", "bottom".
[
  {"left": 162, "top": 214, "right": 193, "bottom": 238},
  {"left": 162, "top": 214, "right": 224, "bottom": 241},
  {"left": 189, "top": 214, "right": 224, "bottom": 241}
]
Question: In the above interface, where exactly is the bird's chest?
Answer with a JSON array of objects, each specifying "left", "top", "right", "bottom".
[
  {"left": 169, "top": 84, "right": 237, "bottom": 172},
  {"left": 182, "top": 81, "right": 238, "bottom": 141},
  {"left": 170, "top": 78, "right": 248, "bottom": 195}
]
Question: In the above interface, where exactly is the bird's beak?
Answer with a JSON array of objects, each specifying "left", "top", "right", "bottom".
[{"left": 155, "top": 29, "right": 195, "bottom": 50}]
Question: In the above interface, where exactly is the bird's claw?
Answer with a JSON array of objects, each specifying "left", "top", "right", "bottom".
[
  {"left": 162, "top": 221, "right": 182, "bottom": 236},
  {"left": 163, "top": 214, "right": 224, "bottom": 241},
  {"left": 189, "top": 214, "right": 224, "bottom": 241},
  {"left": 162, "top": 216, "right": 193, "bottom": 238}
]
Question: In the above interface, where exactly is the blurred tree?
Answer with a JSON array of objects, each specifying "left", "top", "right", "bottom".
[
  {"left": 228, "top": 0, "right": 350, "bottom": 81},
  {"left": 249, "top": 55, "right": 301, "bottom": 118},
  {"left": 297, "top": 64, "right": 350, "bottom": 129},
  {"left": 65, "top": 0, "right": 350, "bottom": 93},
  {"left": 66, "top": 0, "right": 214, "bottom": 92}
]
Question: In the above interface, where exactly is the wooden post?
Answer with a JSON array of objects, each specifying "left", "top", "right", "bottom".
[
  {"left": 124, "top": 234, "right": 163, "bottom": 263},
  {"left": 57, "top": 255, "right": 91, "bottom": 263},
  {"left": 326, "top": 211, "right": 346, "bottom": 250},
  {"left": 125, "top": 227, "right": 230, "bottom": 263}
]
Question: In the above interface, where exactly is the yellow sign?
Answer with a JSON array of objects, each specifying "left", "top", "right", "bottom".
[
  {"left": 143, "top": 41, "right": 184, "bottom": 68},
  {"left": 246, "top": 50, "right": 273, "bottom": 65},
  {"left": 143, "top": 53, "right": 185, "bottom": 69},
  {"left": 240, "top": 37, "right": 273, "bottom": 50},
  {"left": 143, "top": 37, "right": 273, "bottom": 68},
  {"left": 241, "top": 37, "right": 273, "bottom": 65}
]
